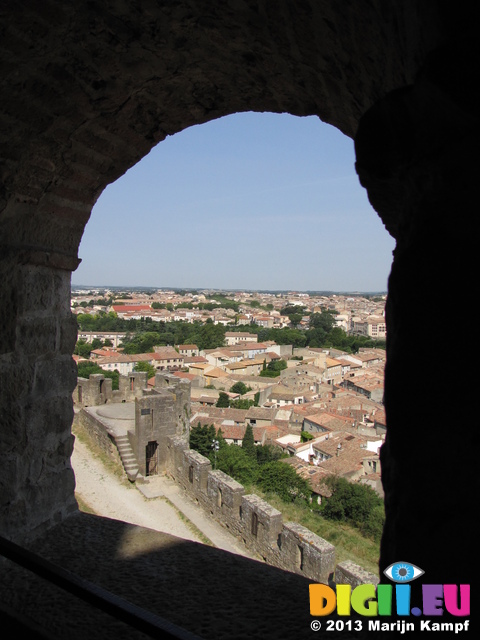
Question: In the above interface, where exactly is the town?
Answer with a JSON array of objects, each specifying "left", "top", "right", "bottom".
[{"left": 72, "top": 286, "right": 387, "bottom": 503}]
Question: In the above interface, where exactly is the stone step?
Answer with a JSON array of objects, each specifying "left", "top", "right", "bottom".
[{"left": 112, "top": 435, "right": 139, "bottom": 481}]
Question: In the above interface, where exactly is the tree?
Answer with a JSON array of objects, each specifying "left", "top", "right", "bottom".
[
  {"left": 257, "top": 461, "right": 311, "bottom": 504},
  {"left": 216, "top": 392, "right": 230, "bottom": 408},
  {"left": 259, "top": 360, "right": 287, "bottom": 378},
  {"left": 214, "top": 445, "right": 259, "bottom": 486},
  {"left": 255, "top": 444, "right": 286, "bottom": 465},
  {"left": 288, "top": 313, "right": 303, "bottom": 326},
  {"left": 320, "top": 476, "right": 384, "bottom": 540},
  {"left": 215, "top": 428, "right": 227, "bottom": 450},
  {"left": 301, "top": 431, "right": 314, "bottom": 442},
  {"left": 229, "top": 381, "right": 249, "bottom": 395},
  {"left": 309, "top": 311, "right": 336, "bottom": 333},
  {"left": 189, "top": 423, "right": 216, "bottom": 458},
  {"left": 229, "top": 398, "right": 255, "bottom": 409},
  {"left": 133, "top": 361, "right": 156, "bottom": 379},
  {"left": 281, "top": 304, "right": 306, "bottom": 316},
  {"left": 74, "top": 340, "right": 92, "bottom": 359},
  {"left": 76, "top": 361, "right": 119, "bottom": 390},
  {"left": 242, "top": 424, "right": 256, "bottom": 457}
]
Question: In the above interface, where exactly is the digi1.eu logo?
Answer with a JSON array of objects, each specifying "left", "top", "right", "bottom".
[{"left": 309, "top": 560, "right": 470, "bottom": 619}]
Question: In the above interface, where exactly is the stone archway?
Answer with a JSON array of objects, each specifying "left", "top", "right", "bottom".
[{"left": 1, "top": 1, "right": 477, "bottom": 592}]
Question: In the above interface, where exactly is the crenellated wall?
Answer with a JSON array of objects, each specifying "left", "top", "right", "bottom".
[{"left": 166, "top": 434, "right": 335, "bottom": 584}]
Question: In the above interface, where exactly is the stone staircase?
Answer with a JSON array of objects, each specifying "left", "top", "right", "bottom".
[{"left": 113, "top": 434, "right": 139, "bottom": 482}]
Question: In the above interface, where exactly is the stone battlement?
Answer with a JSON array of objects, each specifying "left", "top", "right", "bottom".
[{"left": 74, "top": 373, "right": 377, "bottom": 587}]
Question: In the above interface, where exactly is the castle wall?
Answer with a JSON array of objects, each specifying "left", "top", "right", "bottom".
[
  {"left": 74, "top": 374, "right": 113, "bottom": 408},
  {"left": 166, "top": 434, "right": 335, "bottom": 584},
  {"left": 132, "top": 375, "right": 191, "bottom": 476},
  {"left": 74, "top": 374, "right": 374, "bottom": 587},
  {"left": 73, "top": 408, "right": 119, "bottom": 463},
  {"left": 118, "top": 371, "right": 148, "bottom": 402}
]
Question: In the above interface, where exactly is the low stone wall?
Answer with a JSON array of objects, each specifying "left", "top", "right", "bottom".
[
  {"left": 334, "top": 560, "right": 379, "bottom": 588},
  {"left": 166, "top": 435, "right": 336, "bottom": 584},
  {"left": 73, "top": 408, "right": 120, "bottom": 463}
]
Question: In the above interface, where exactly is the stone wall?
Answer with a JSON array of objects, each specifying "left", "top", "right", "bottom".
[
  {"left": 74, "top": 374, "right": 113, "bottom": 408},
  {"left": 166, "top": 434, "right": 335, "bottom": 584},
  {"left": 335, "top": 560, "right": 379, "bottom": 589},
  {"left": 74, "top": 394, "right": 377, "bottom": 587},
  {"left": 0, "top": 262, "right": 78, "bottom": 542},
  {"left": 73, "top": 408, "right": 120, "bottom": 463},
  {"left": 118, "top": 372, "right": 148, "bottom": 402}
]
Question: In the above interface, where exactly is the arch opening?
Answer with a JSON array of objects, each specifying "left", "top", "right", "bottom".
[{"left": 74, "top": 112, "right": 395, "bottom": 292}]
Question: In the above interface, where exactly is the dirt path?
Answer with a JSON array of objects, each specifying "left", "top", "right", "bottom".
[
  {"left": 71, "top": 437, "right": 201, "bottom": 541},
  {"left": 71, "top": 436, "right": 254, "bottom": 558}
]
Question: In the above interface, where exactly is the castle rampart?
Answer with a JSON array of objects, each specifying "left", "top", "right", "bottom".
[
  {"left": 75, "top": 372, "right": 376, "bottom": 587},
  {"left": 165, "top": 433, "right": 335, "bottom": 584}
]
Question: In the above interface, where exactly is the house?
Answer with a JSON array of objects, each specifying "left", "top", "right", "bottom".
[
  {"left": 351, "top": 316, "right": 387, "bottom": 339},
  {"left": 215, "top": 423, "right": 266, "bottom": 446},
  {"left": 176, "top": 344, "right": 199, "bottom": 357},
  {"left": 267, "top": 386, "right": 305, "bottom": 407},
  {"left": 203, "top": 367, "right": 230, "bottom": 386},
  {"left": 303, "top": 411, "right": 357, "bottom": 436},
  {"left": 225, "top": 358, "right": 265, "bottom": 376},
  {"left": 341, "top": 374, "right": 384, "bottom": 403},
  {"left": 228, "top": 342, "right": 269, "bottom": 360},
  {"left": 204, "top": 348, "right": 242, "bottom": 368},
  {"left": 77, "top": 331, "right": 126, "bottom": 348},
  {"left": 225, "top": 332, "right": 258, "bottom": 345},
  {"left": 151, "top": 347, "right": 184, "bottom": 371},
  {"left": 191, "top": 407, "right": 248, "bottom": 429},
  {"left": 111, "top": 304, "right": 152, "bottom": 318},
  {"left": 280, "top": 457, "right": 333, "bottom": 504},
  {"left": 322, "top": 357, "right": 343, "bottom": 385},
  {"left": 252, "top": 315, "right": 274, "bottom": 328},
  {"left": 310, "top": 432, "right": 378, "bottom": 480},
  {"left": 245, "top": 406, "right": 276, "bottom": 428},
  {"left": 94, "top": 352, "right": 152, "bottom": 376}
]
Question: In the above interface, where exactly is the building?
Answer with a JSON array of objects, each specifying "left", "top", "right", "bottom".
[{"left": 225, "top": 331, "right": 258, "bottom": 345}]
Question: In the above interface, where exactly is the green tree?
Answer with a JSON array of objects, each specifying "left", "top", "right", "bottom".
[
  {"left": 321, "top": 476, "right": 384, "bottom": 540},
  {"left": 257, "top": 461, "right": 311, "bottom": 504},
  {"left": 288, "top": 312, "right": 303, "bottom": 326},
  {"left": 74, "top": 340, "right": 92, "bottom": 359},
  {"left": 215, "top": 428, "right": 227, "bottom": 450},
  {"left": 133, "top": 361, "right": 156, "bottom": 379},
  {"left": 229, "top": 381, "right": 250, "bottom": 395},
  {"left": 281, "top": 304, "right": 306, "bottom": 316},
  {"left": 76, "top": 361, "right": 119, "bottom": 390},
  {"left": 242, "top": 424, "right": 256, "bottom": 457},
  {"left": 216, "top": 391, "right": 230, "bottom": 408},
  {"left": 229, "top": 398, "right": 255, "bottom": 409},
  {"left": 189, "top": 423, "right": 216, "bottom": 457},
  {"left": 259, "top": 359, "right": 287, "bottom": 378},
  {"left": 255, "top": 444, "right": 286, "bottom": 465},
  {"left": 309, "top": 311, "right": 336, "bottom": 332},
  {"left": 215, "top": 445, "right": 259, "bottom": 486}
]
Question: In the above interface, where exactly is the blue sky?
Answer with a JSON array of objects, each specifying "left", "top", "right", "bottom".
[{"left": 73, "top": 112, "right": 395, "bottom": 292}]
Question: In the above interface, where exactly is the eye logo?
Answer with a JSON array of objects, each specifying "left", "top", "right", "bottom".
[{"left": 384, "top": 561, "right": 424, "bottom": 583}]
